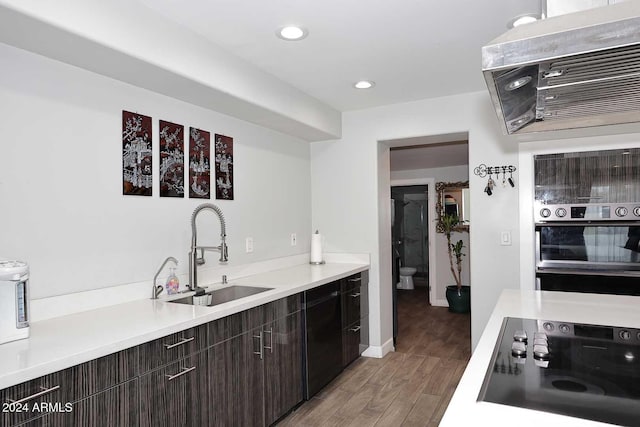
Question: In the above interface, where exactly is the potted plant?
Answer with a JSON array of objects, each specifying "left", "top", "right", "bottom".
[{"left": 442, "top": 213, "right": 470, "bottom": 313}]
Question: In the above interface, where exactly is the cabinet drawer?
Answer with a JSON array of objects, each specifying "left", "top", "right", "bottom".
[
  {"left": 342, "top": 286, "right": 362, "bottom": 326},
  {"left": 1, "top": 347, "right": 137, "bottom": 427},
  {"left": 342, "top": 322, "right": 362, "bottom": 368},
  {"left": 139, "top": 351, "right": 208, "bottom": 427},
  {"left": 138, "top": 325, "right": 207, "bottom": 373},
  {"left": 19, "top": 379, "right": 139, "bottom": 427},
  {"left": 341, "top": 273, "right": 362, "bottom": 294}
]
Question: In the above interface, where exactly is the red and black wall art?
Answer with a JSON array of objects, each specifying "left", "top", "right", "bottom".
[
  {"left": 122, "top": 110, "right": 152, "bottom": 196},
  {"left": 159, "top": 120, "right": 185, "bottom": 198},
  {"left": 214, "top": 134, "right": 234, "bottom": 200},
  {"left": 189, "top": 127, "right": 211, "bottom": 199}
]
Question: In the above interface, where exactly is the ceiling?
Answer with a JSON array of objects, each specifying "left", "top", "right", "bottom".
[{"left": 136, "top": 0, "right": 542, "bottom": 112}]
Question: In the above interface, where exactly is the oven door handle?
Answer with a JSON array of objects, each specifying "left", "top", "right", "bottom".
[{"left": 537, "top": 268, "right": 640, "bottom": 277}]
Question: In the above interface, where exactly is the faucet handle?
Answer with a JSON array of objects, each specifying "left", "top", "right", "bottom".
[
  {"left": 219, "top": 243, "right": 229, "bottom": 263},
  {"left": 222, "top": 275, "right": 228, "bottom": 285}
]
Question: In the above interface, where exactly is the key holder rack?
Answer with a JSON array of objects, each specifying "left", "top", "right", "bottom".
[{"left": 473, "top": 164, "right": 517, "bottom": 196}]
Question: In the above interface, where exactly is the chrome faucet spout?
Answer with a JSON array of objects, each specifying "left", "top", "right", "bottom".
[{"left": 189, "top": 203, "right": 228, "bottom": 291}]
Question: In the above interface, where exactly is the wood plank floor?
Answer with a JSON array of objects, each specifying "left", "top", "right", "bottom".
[{"left": 278, "top": 287, "right": 471, "bottom": 426}]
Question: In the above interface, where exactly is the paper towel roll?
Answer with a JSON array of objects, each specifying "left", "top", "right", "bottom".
[{"left": 310, "top": 231, "right": 323, "bottom": 263}]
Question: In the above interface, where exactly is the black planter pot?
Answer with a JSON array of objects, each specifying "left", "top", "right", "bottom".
[{"left": 445, "top": 285, "right": 470, "bottom": 313}]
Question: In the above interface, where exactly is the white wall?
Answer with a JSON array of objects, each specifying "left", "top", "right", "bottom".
[
  {"left": 311, "top": 91, "right": 521, "bottom": 352},
  {"left": 391, "top": 165, "right": 470, "bottom": 305},
  {"left": 0, "top": 43, "right": 312, "bottom": 299}
]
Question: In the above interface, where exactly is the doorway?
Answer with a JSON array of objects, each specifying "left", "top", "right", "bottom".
[
  {"left": 391, "top": 185, "right": 429, "bottom": 289},
  {"left": 385, "top": 136, "right": 469, "bottom": 350}
]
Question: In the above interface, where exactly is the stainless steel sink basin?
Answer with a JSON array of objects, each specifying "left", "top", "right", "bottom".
[{"left": 169, "top": 285, "right": 273, "bottom": 307}]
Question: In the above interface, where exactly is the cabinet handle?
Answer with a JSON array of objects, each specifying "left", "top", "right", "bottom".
[
  {"left": 253, "top": 333, "right": 264, "bottom": 360},
  {"left": 163, "top": 336, "right": 195, "bottom": 350},
  {"left": 348, "top": 277, "right": 362, "bottom": 282},
  {"left": 349, "top": 325, "right": 361, "bottom": 333},
  {"left": 7, "top": 385, "right": 61, "bottom": 404},
  {"left": 165, "top": 366, "right": 196, "bottom": 381},
  {"left": 263, "top": 327, "right": 273, "bottom": 353},
  {"left": 350, "top": 292, "right": 361, "bottom": 298}
]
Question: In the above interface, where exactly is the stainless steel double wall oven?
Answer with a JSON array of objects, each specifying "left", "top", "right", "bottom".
[{"left": 534, "top": 148, "right": 640, "bottom": 295}]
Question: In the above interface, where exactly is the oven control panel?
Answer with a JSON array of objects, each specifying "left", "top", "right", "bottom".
[
  {"left": 535, "top": 202, "right": 640, "bottom": 222},
  {"left": 537, "top": 320, "right": 640, "bottom": 345}
]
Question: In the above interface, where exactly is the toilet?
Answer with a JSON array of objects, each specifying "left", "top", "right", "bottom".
[{"left": 398, "top": 267, "right": 417, "bottom": 290}]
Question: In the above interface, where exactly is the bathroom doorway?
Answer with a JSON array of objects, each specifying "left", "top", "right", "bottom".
[{"left": 391, "top": 185, "right": 430, "bottom": 290}]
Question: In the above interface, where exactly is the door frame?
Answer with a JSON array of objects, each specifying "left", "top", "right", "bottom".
[{"left": 390, "top": 177, "right": 437, "bottom": 304}]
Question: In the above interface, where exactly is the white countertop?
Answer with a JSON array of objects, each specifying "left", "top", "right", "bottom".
[
  {"left": 441, "top": 290, "right": 640, "bottom": 427},
  {"left": 0, "top": 262, "right": 368, "bottom": 389}
]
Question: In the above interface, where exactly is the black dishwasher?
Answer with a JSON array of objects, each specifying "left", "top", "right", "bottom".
[{"left": 302, "top": 281, "right": 343, "bottom": 399}]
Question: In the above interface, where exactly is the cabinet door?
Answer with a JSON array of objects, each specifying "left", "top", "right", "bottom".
[
  {"left": 139, "top": 351, "right": 208, "bottom": 427},
  {"left": 209, "top": 330, "right": 264, "bottom": 427},
  {"left": 21, "top": 379, "right": 139, "bottom": 427},
  {"left": 263, "top": 311, "right": 303, "bottom": 425}
]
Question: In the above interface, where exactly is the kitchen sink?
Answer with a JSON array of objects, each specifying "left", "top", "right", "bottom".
[{"left": 168, "top": 285, "right": 273, "bottom": 307}]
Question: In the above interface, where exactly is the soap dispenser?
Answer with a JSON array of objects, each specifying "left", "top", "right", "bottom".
[{"left": 166, "top": 268, "right": 180, "bottom": 295}]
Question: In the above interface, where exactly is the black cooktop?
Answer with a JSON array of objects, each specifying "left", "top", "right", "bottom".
[{"left": 478, "top": 317, "right": 640, "bottom": 426}]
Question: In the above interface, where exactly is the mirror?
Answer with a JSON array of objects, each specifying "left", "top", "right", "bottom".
[{"left": 436, "top": 181, "right": 469, "bottom": 233}]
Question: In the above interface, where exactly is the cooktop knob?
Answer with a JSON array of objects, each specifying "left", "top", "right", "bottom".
[
  {"left": 634, "top": 206, "right": 640, "bottom": 217},
  {"left": 619, "top": 330, "right": 632, "bottom": 340},
  {"left": 534, "top": 332, "right": 548, "bottom": 341},
  {"left": 533, "top": 344, "right": 550, "bottom": 360},
  {"left": 540, "top": 208, "right": 551, "bottom": 218},
  {"left": 559, "top": 324, "right": 571, "bottom": 334},
  {"left": 513, "top": 330, "right": 528, "bottom": 343},
  {"left": 511, "top": 341, "right": 526, "bottom": 357},
  {"left": 615, "top": 206, "right": 628, "bottom": 217},
  {"left": 543, "top": 322, "right": 555, "bottom": 332},
  {"left": 555, "top": 208, "right": 567, "bottom": 218}
]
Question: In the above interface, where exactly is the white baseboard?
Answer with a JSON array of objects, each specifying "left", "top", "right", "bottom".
[
  {"left": 431, "top": 298, "right": 449, "bottom": 307},
  {"left": 361, "top": 337, "right": 395, "bottom": 358}
]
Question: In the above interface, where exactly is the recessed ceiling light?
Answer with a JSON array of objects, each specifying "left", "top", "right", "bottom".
[
  {"left": 277, "top": 26, "right": 308, "bottom": 41},
  {"left": 508, "top": 14, "right": 539, "bottom": 29},
  {"left": 354, "top": 80, "right": 375, "bottom": 89}
]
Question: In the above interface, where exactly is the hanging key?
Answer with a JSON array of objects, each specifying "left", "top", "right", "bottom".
[{"left": 508, "top": 168, "right": 515, "bottom": 187}]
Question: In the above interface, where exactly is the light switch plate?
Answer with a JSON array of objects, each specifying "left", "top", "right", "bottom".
[
  {"left": 246, "top": 237, "right": 254, "bottom": 253},
  {"left": 500, "top": 231, "right": 512, "bottom": 246},
  {"left": 290, "top": 233, "right": 297, "bottom": 246}
]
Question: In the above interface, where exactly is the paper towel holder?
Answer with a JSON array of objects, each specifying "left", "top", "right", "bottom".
[{"left": 310, "top": 229, "right": 325, "bottom": 265}]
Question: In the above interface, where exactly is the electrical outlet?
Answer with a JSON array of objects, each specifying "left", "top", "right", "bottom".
[
  {"left": 290, "top": 233, "right": 297, "bottom": 246},
  {"left": 245, "top": 237, "right": 254, "bottom": 253}
]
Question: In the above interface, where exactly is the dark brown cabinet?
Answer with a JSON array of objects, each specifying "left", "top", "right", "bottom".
[
  {"left": 263, "top": 311, "right": 303, "bottom": 425},
  {"left": 341, "top": 271, "right": 369, "bottom": 367},
  {"left": 208, "top": 295, "right": 303, "bottom": 427},
  {"left": 139, "top": 351, "right": 208, "bottom": 427},
  {"left": 208, "top": 330, "right": 264, "bottom": 427},
  {"left": 0, "top": 291, "right": 314, "bottom": 427}
]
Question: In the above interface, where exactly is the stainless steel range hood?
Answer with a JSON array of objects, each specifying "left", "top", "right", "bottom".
[{"left": 482, "top": 1, "right": 640, "bottom": 135}]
